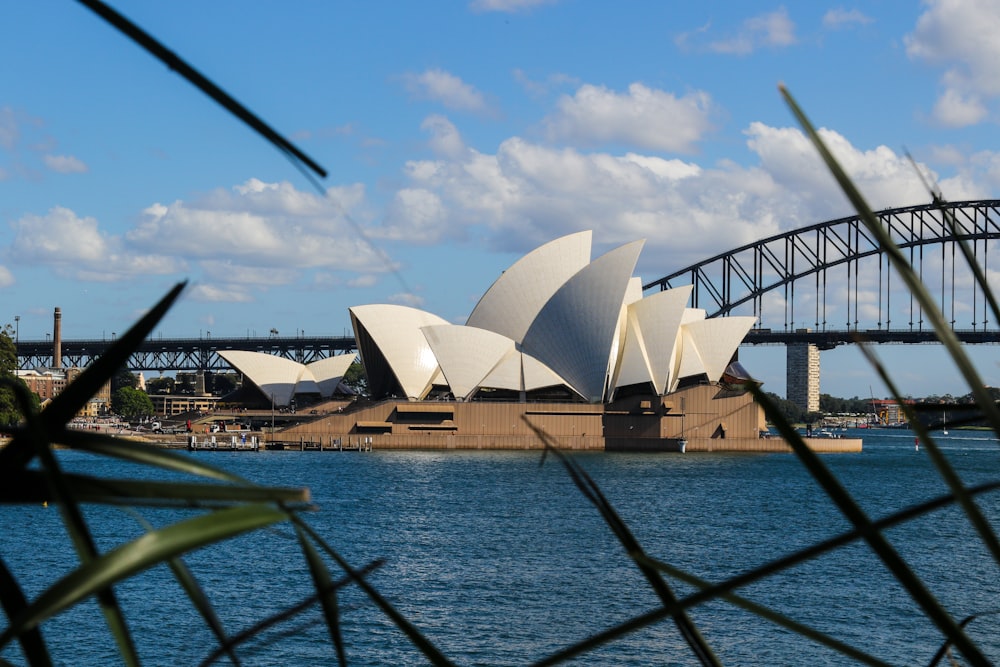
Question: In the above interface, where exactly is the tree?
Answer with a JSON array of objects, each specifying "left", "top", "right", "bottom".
[
  {"left": 0, "top": 325, "right": 39, "bottom": 428},
  {"left": 209, "top": 372, "right": 238, "bottom": 395},
  {"left": 112, "top": 367, "right": 138, "bottom": 392},
  {"left": 146, "top": 376, "right": 176, "bottom": 394},
  {"left": 111, "top": 386, "right": 154, "bottom": 421},
  {"left": 342, "top": 360, "right": 368, "bottom": 395}
]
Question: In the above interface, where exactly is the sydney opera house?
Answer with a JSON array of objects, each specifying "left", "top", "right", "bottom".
[{"left": 221, "top": 231, "right": 796, "bottom": 452}]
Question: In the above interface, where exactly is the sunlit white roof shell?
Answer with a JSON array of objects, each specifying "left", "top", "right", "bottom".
[
  {"left": 466, "top": 230, "right": 592, "bottom": 343},
  {"left": 348, "top": 232, "right": 755, "bottom": 405},
  {"left": 219, "top": 350, "right": 356, "bottom": 407},
  {"left": 521, "top": 240, "right": 644, "bottom": 402},
  {"left": 422, "top": 325, "right": 516, "bottom": 401},
  {"left": 682, "top": 316, "right": 758, "bottom": 383},
  {"left": 350, "top": 304, "right": 449, "bottom": 400}
]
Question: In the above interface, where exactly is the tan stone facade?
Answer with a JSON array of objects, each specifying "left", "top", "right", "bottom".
[{"left": 272, "top": 384, "right": 783, "bottom": 452}]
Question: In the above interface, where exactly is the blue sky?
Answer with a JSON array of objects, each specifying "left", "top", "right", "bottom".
[{"left": 3, "top": 0, "right": 1000, "bottom": 400}]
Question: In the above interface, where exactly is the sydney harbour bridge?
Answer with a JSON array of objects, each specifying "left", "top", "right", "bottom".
[{"left": 14, "top": 200, "right": 1000, "bottom": 405}]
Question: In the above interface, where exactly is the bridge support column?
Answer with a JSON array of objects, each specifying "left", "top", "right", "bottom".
[{"left": 787, "top": 333, "right": 820, "bottom": 414}]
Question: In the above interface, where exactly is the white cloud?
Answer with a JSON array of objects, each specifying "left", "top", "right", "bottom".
[
  {"left": 422, "top": 114, "right": 467, "bottom": 159},
  {"left": 401, "top": 69, "right": 490, "bottom": 113},
  {"left": 348, "top": 274, "right": 378, "bottom": 288},
  {"left": 10, "top": 206, "right": 179, "bottom": 280},
  {"left": 931, "top": 88, "right": 988, "bottom": 127},
  {"left": 0, "top": 265, "right": 13, "bottom": 288},
  {"left": 127, "top": 179, "right": 388, "bottom": 271},
  {"left": 43, "top": 154, "right": 87, "bottom": 174},
  {"left": 188, "top": 283, "right": 255, "bottom": 303},
  {"left": 388, "top": 292, "right": 426, "bottom": 307},
  {"left": 542, "top": 83, "right": 715, "bottom": 153},
  {"left": 822, "top": 8, "right": 873, "bottom": 29},
  {"left": 906, "top": 0, "right": 1000, "bottom": 125},
  {"left": 376, "top": 116, "right": 995, "bottom": 279},
  {"left": 690, "top": 7, "right": 796, "bottom": 55}
]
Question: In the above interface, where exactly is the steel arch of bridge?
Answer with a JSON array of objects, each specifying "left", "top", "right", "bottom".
[{"left": 643, "top": 200, "right": 1000, "bottom": 346}]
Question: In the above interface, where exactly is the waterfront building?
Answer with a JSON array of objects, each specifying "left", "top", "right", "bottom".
[{"left": 221, "top": 232, "right": 860, "bottom": 452}]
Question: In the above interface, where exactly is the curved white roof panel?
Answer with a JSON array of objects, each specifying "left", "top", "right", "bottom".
[
  {"left": 480, "top": 350, "right": 523, "bottom": 391},
  {"left": 218, "top": 350, "right": 309, "bottom": 407},
  {"left": 630, "top": 285, "right": 693, "bottom": 394},
  {"left": 682, "top": 316, "right": 757, "bottom": 382},
  {"left": 521, "top": 352, "right": 570, "bottom": 392},
  {"left": 422, "top": 325, "right": 515, "bottom": 401},
  {"left": 611, "top": 308, "right": 652, "bottom": 391},
  {"left": 466, "top": 230, "right": 592, "bottom": 343},
  {"left": 349, "top": 304, "right": 449, "bottom": 400},
  {"left": 307, "top": 354, "right": 357, "bottom": 397},
  {"left": 522, "top": 240, "right": 644, "bottom": 402}
]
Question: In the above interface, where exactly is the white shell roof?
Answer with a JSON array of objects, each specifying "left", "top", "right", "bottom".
[
  {"left": 349, "top": 304, "right": 449, "bottom": 400},
  {"left": 521, "top": 352, "right": 570, "bottom": 392},
  {"left": 218, "top": 350, "right": 310, "bottom": 407},
  {"left": 629, "top": 286, "right": 694, "bottom": 394},
  {"left": 682, "top": 316, "right": 757, "bottom": 382},
  {"left": 307, "top": 354, "right": 357, "bottom": 397},
  {"left": 466, "top": 230, "right": 592, "bottom": 343},
  {"left": 480, "top": 351, "right": 524, "bottom": 391},
  {"left": 346, "top": 231, "right": 756, "bottom": 404},
  {"left": 521, "top": 240, "right": 644, "bottom": 402},
  {"left": 422, "top": 325, "right": 516, "bottom": 401}
]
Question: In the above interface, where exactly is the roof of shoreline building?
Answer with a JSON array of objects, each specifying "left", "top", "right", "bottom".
[
  {"left": 217, "top": 350, "right": 356, "bottom": 407},
  {"left": 350, "top": 232, "right": 757, "bottom": 404}
]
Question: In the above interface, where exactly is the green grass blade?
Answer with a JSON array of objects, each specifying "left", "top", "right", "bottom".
[
  {"left": 856, "top": 343, "right": 1000, "bottom": 563},
  {"left": 0, "top": 504, "right": 287, "bottom": 651},
  {"left": 121, "top": 508, "right": 241, "bottom": 666},
  {"left": 0, "top": 556, "right": 53, "bottom": 667},
  {"left": 54, "top": 429, "right": 253, "bottom": 484},
  {"left": 524, "top": 417, "right": 721, "bottom": 667},
  {"left": 751, "top": 383, "right": 988, "bottom": 665},
  {"left": 780, "top": 85, "right": 1000, "bottom": 440},
  {"left": 26, "top": 408, "right": 142, "bottom": 666},
  {"left": 294, "top": 525, "right": 346, "bottom": 665},
  {"left": 0, "top": 282, "right": 186, "bottom": 476},
  {"left": 196, "top": 559, "right": 384, "bottom": 667},
  {"left": 290, "top": 516, "right": 458, "bottom": 667},
  {"left": 641, "top": 554, "right": 892, "bottom": 666},
  {"left": 0, "top": 471, "right": 309, "bottom": 507}
]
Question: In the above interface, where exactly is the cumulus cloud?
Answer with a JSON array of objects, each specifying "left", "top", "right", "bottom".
[
  {"left": 388, "top": 292, "right": 426, "bottom": 307},
  {"left": 401, "top": 69, "right": 490, "bottom": 113},
  {"left": 374, "top": 114, "right": 993, "bottom": 280},
  {"left": 678, "top": 7, "right": 796, "bottom": 55},
  {"left": 906, "top": 0, "right": 1000, "bottom": 126},
  {"left": 422, "top": 114, "right": 468, "bottom": 159},
  {"left": 9, "top": 206, "right": 179, "bottom": 281},
  {"left": 0, "top": 265, "right": 13, "bottom": 288},
  {"left": 542, "top": 83, "right": 715, "bottom": 153},
  {"left": 188, "top": 283, "right": 255, "bottom": 303},
  {"left": 822, "top": 8, "right": 873, "bottom": 29},
  {"left": 127, "top": 179, "right": 387, "bottom": 272},
  {"left": 42, "top": 154, "right": 87, "bottom": 174}
]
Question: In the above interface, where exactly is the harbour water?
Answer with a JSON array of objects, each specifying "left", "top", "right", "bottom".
[{"left": 3, "top": 429, "right": 1000, "bottom": 665}]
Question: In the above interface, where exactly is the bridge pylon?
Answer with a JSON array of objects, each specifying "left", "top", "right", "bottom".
[{"left": 787, "top": 332, "right": 820, "bottom": 414}]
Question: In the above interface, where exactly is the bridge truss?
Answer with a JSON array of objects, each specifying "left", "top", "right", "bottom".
[
  {"left": 16, "top": 336, "right": 356, "bottom": 373},
  {"left": 644, "top": 200, "right": 1000, "bottom": 347}
]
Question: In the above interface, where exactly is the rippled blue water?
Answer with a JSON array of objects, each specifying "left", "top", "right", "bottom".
[{"left": 3, "top": 429, "right": 1000, "bottom": 666}]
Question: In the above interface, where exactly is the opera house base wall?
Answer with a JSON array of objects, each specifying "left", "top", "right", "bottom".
[{"left": 271, "top": 384, "right": 863, "bottom": 453}]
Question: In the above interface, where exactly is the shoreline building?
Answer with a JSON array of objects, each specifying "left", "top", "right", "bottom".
[{"left": 222, "top": 232, "right": 860, "bottom": 453}]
